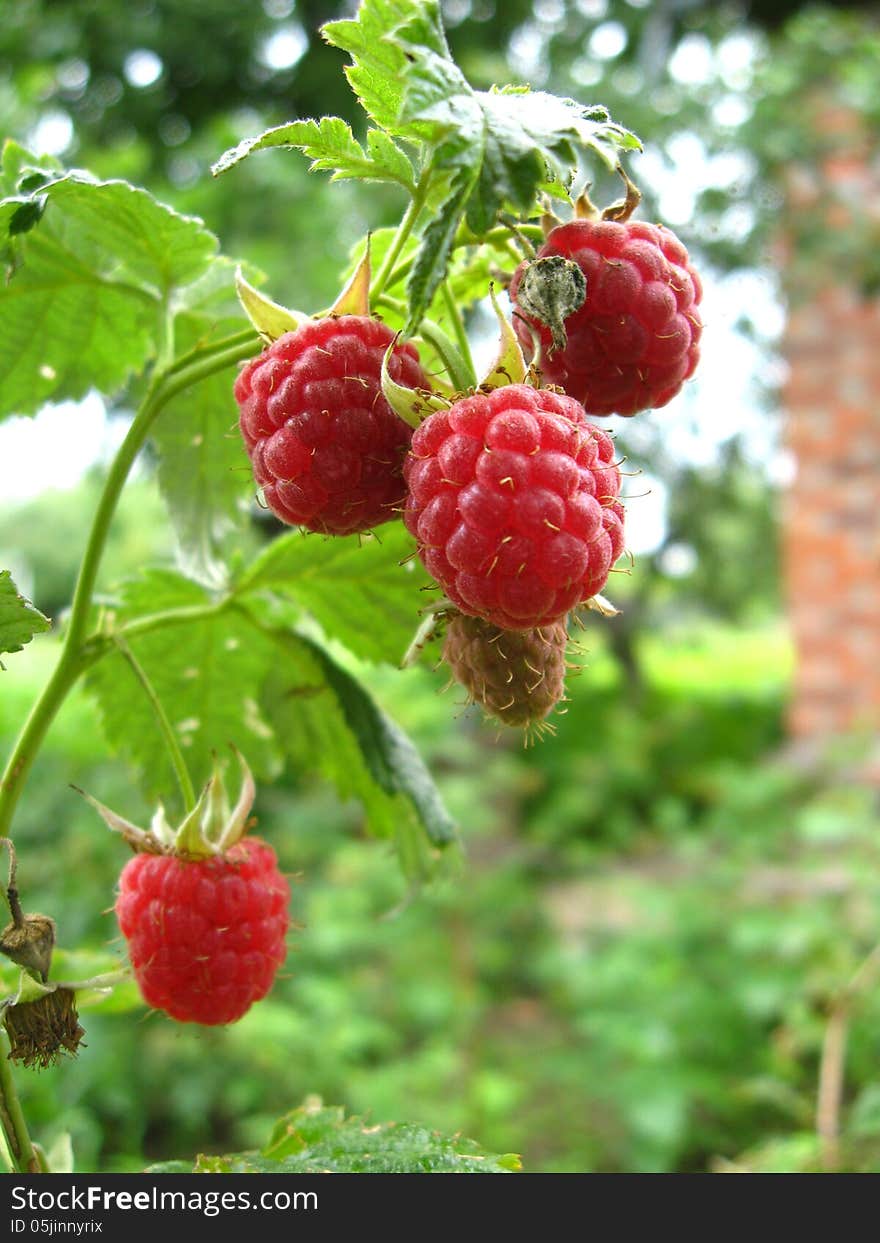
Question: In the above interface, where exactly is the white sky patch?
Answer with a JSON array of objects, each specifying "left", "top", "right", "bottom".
[
  {"left": 588, "top": 21, "right": 627, "bottom": 61},
  {"left": 259, "top": 23, "right": 308, "bottom": 71},
  {"left": 123, "top": 49, "right": 163, "bottom": 89},
  {"left": 509, "top": 22, "right": 545, "bottom": 79},
  {"left": 29, "top": 111, "right": 74, "bottom": 157},
  {"left": 575, "top": 0, "right": 608, "bottom": 21},
  {"left": 713, "top": 93, "right": 753, "bottom": 129},
  {"left": 716, "top": 31, "right": 760, "bottom": 89},
  {"left": 621, "top": 472, "right": 667, "bottom": 556},
  {"left": 668, "top": 33, "right": 715, "bottom": 86},
  {"left": 0, "top": 395, "right": 114, "bottom": 500}
]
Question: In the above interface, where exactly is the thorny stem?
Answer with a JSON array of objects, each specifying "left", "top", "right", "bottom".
[
  {"left": 113, "top": 636, "right": 197, "bottom": 814},
  {"left": 375, "top": 294, "right": 474, "bottom": 394},
  {"left": 816, "top": 941, "right": 880, "bottom": 1172}
]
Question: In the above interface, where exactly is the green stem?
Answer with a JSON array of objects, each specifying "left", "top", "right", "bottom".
[
  {"left": 371, "top": 176, "right": 429, "bottom": 303},
  {"left": 113, "top": 636, "right": 196, "bottom": 814},
  {"left": 441, "top": 279, "right": 476, "bottom": 385},
  {"left": 166, "top": 327, "right": 258, "bottom": 378},
  {"left": 375, "top": 295, "right": 474, "bottom": 393},
  {"left": 0, "top": 333, "right": 255, "bottom": 840},
  {"left": 0, "top": 1030, "right": 37, "bottom": 1172}
]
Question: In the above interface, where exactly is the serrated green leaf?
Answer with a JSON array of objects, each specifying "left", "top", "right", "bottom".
[
  {"left": 302, "top": 635, "right": 456, "bottom": 850},
  {"left": 393, "top": 5, "right": 638, "bottom": 239},
  {"left": 153, "top": 270, "right": 257, "bottom": 583},
  {"left": 154, "top": 1099, "right": 520, "bottom": 1173},
  {"left": 85, "top": 571, "right": 281, "bottom": 815},
  {"left": 82, "top": 567, "right": 451, "bottom": 878},
  {"left": 251, "top": 621, "right": 456, "bottom": 878},
  {"left": 365, "top": 129, "right": 416, "bottom": 189},
  {"left": 405, "top": 168, "right": 476, "bottom": 335},
  {"left": 0, "top": 570, "right": 50, "bottom": 660},
  {"left": 214, "top": 118, "right": 415, "bottom": 191},
  {"left": 0, "top": 140, "right": 62, "bottom": 197},
  {"left": 322, "top": 0, "right": 415, "bottom": 133},
  {"left": 236, "top": 525, "right": 426, "bottom": 666},
  {"left": 0, "top": 169, "right": 219, "bottom": 417}
]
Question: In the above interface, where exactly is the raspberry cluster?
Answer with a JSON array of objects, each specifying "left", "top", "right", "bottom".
[
  {"left": 235, "top": 316, "right": 427, "bottom": 535},
  {"left": 403, "top": 384, "right": 624, "bottom": 631},
  {"left": 510, "top": 219, "right": 702, "bottom": 416}
]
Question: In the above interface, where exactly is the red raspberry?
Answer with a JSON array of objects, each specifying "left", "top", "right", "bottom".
[
  {"left": 235, "top": 316, "right": 428, "bottom": 534},
  {"left": 509, "top": 220, "right": 703, "bottom": 416},
  {"left": 404, "top": 384, "right": 624, "bottom": 630},
  {"left": 116, "top": 838, "right": 290, "bottom": 1026}
]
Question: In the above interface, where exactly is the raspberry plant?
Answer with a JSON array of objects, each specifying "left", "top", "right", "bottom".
[{"left": 0, "top": 0, "right": 700, "bottom": 1174}]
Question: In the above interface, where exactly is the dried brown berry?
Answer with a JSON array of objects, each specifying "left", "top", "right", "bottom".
[{"left": 4, "top": 988, "right": 85, "bottom": 1070}]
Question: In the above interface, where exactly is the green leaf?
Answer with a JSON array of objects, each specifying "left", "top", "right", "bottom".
[
  {"left": 0, "top": 140, "right": 62, "bottom": 197},
  {"left": 391, "top": 11, "right": 641, "bottom": 234},
  {"left": 150, "top": 1099, "right": 520, "bottom": 1173},
  {"left": 322, "top": 0, "right": 415, "bottom": 133},
  {"left": 152, "top": 260, "right": 257, "bottom": 582},
  {"left": 322, "top": 0, "right": 638, "bottom": 314},
  {"left": 235, "top": 524, "right": 427, "bottom": 666},
  {"left": 83, "top": 567, "right": 452, "bottom": 878},
  {"left": 0, "top": 570, "right": 50, "bottom": 661},
  {"left": 302, "top": 634, "right": 456, "bottom": 850},
  {"left": 466, "top": 87, "right": 641, "bottom": 232},
  {"left": 405, "top": 167, "right": 477, "bottom": 335},
  {"left": 252, "top": 622, "right": 456, "bottom": 877},
  {"left": 85, "top": 571, "right": 281, "bottom": 815},
  {"left": 214, "top": 118, "right": 415, "bottom": 191},
  {"left": 0, "top": 166, "right": 218, "bottom": 417}
]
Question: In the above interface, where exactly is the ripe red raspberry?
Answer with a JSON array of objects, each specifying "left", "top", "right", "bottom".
[
  {"left": 404, "top": 384, "right": 624, "bottom": 630},
  {"left": 116, "top": 838, "right": 290, "bottom": 1026},
  {"left": 443, "top": 613, "right": 568, "bottom": 730},
  {"left": 509, "top": 220, "right": 703, "bottom": 416},
  {"left": 235, "top": 316, "right": 428, "bottom": 534}
]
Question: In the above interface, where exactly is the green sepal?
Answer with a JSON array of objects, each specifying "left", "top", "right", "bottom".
[
  {"left": 78, "top": 748, "right": 256, "bottom": 859},
  {"left": 235, "top": 267, "right": 305, "bottom": 343},
  {"left": 380, "top": 338, "right": 449, "bottom": 430},
  {"left": 479, "top": 284, "right": 529, "bottom": 390},
  {"left": 325, "top": 243, "right": 371, "bottom": 317}
]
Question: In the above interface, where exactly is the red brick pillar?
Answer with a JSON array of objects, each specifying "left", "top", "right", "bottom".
[{"left": 780, "top": 107, "right": 880, "bottom": 776}]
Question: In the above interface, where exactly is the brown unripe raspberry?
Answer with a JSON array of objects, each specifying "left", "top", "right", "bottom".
[{"left": 443, "top": 613, "right": 568, "bottom": 730}]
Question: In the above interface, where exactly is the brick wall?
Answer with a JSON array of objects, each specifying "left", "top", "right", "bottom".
[{"left": 780, "top": 105, "right": 880, "bottom": 775}]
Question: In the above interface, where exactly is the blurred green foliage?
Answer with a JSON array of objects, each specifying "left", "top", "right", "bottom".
[{"left": 3, "top": 623, "right": 879, "bottom": 1173}]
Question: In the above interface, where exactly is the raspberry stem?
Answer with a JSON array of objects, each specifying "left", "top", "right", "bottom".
[
  {"left": 0, "top": 1030, "right": 38, "bottom": 1172},
  {"left": 0, "top": 332, "right": 258, "bottom": 843},
  {"left": 376, "top": 294, "right": 474, "bottom": 394},
  {"left": 370, "top": 175, "right": 430, "bottom": 304},
  {"left": 440, "top": 279, "right": 476, "bottom": 388},
  {"left": 113, "top": 635, "right": 197, "bottom": 814}
]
